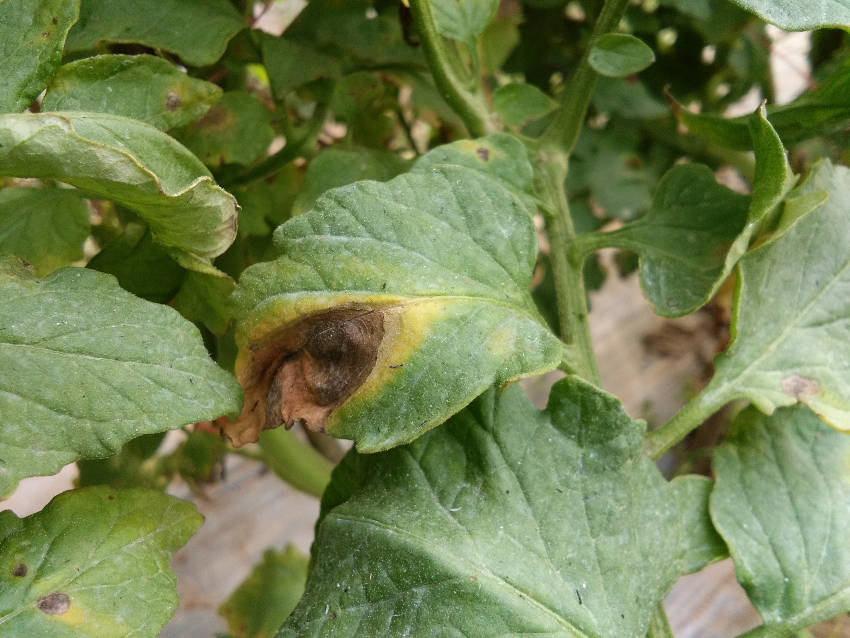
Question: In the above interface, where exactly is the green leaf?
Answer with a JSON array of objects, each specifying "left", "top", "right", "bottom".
[
  {"left": 0, "top": 263, "right": 242, "bottom": 496},
  {"left": 230, "top": 155, "right": 562, "bottom": 451},
  {"left": 592, "top": 77, "right": 668, "bottom": 120},
  {"left": 64, "top": 0, "right": 245, "bottom": 67},
  {"left": 281, "top": 378, "right": 701, "bottom": 636},
  {"left": 711, "top": 406, "right": 850, "bottom": 634},
  {"left": 492, "top": 82, "right": 557, "bottom": 127},
  {"left": 174, "top": 91, "right": 275, "bottom": 168},
  {"left": 260, "top": 33, "right": 341, "bottom": 99},
  {"left": 87, "top": 222, "right": 186, "bottom": 304},
  {"left": 0, "top": 112, "right": 238, "bottom": 271},
  {"left": 42, "top": 54, "right": 222, "bottom": 131},
  {"left": 0, "top": 0, "right": 79, "bottom": 113},
  {"left": 591, "top": 108, "right": 794, "bottom": 317},
  {"left": 0, "top": 486, "right": 201, "bottom": 636},
  {"left": 699, "top": 158, "right": 850, "bottom": 430},
  {"left": 676, "top": 58, "right": 850, "bottom": 150},
  {"left": 0, "top": 187, "right": 89, "bottom": 276},
  {"left": 727, "top": 0, "right": 850, "bottom": 29},
  {"left": 588, "top": 33, "right": 656, "bottom": 78},
  {"left": 671, "top": 475, "right": 728, "bottom": 574},
  {"left": 173, "top": 270, "right": 235, "bottom": 336},
  {"left": 220, "top": 546, "right": 309, "bottom": 638},
  {"left": 431, "top": 0, "right": 499, "bottom": 45},
  {"left": 597, "top": 163, "right": 750, "bottom": 317},
  {"left": 292, "top": 147, "right": 410, "bottom": 216}
]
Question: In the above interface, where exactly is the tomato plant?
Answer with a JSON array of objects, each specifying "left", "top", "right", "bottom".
[{"left": 1, "top": 0, "right": 850, "bottom": 636}]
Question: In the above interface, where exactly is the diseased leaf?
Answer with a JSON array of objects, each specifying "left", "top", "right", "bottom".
[
  {"left": 292, "top": 147, "right": 410, "bottom": 216},
  {"left": 174, "top": 91, "right": 274, "bottom": 168},
  {"left": 431, "top": 0, "right": 499, "bottom": 45},
  {"left": 588, "top": 33, "right": 656, "bottom": 77},
  {"left": 727, "top": 0, "right": 850, "bottom": 29},
  {"left": 0, "top": 263, "right": 242, "bottom": 496},
  {"left": 696, "top": 159, "right": 850, "bottom": 430},
  {"left": 711, "top": 406, "right": 850, "bottom": 633},
  {"left": 676, "top": 58, "right": 850, "bottom": 150},
  {"left": 220, "top": 546, "right": 309, "bottom": 638},
  {"left": 230, "top": 145, "right": 562, "bottom": 451},
  {"left": 594, "top": 108, "right": 795, "bottom": 317},
  {"left": 0, "top": 187, "right": 89, "bottom": 276},
  {"left": 0, "top": 0, "right": 79, "bottom": 113},
  {"left": 281, "top": 378, "right": 705, "bottom": 636},
  {"left": 87, "top": 222, "right": 185, "bottom": 304},
  {"left": 65, "top": 0, "right": 245, "bottom": 67},
  {"left": 42, "top": 54, "right": 222, "bottom": 131},
  {"left": 0, "top": 112, "right": 238, "bottom": 272},
  {"left": 0, "top": 487, "right": 201, "bottom": 637}
]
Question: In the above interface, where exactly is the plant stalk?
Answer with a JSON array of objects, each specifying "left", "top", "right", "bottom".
[
  {"left": 647, "top": 602, "right": 675, "bottom": 638},
  {"left": 643, "top": 382, "right": 728, "bottom": 459},
  {"left": 258, "top": 427, "right": 334, "bottom": 498},
  {"left": 408, "top": 0, "right": 494, "bottom": 137}
]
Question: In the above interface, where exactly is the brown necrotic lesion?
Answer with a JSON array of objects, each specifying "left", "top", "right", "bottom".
[{"left": 230, "top": 308, "right": 386, "bottom": 445}]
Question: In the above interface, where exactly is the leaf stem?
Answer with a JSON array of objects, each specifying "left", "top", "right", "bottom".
[
  {"left": 408, "top": 0, "right": 495, "bottom": 137},
  {"left": 643, "top": 382, "right": 728, "bottom": 459},
  {"left": 541, "top": 0, "right": 630, "bottom": 153},
  {"left": 537, "top": 150, "right": 600, "bottom": 384},
  {"left": 647, "top": 603, "right": 675, "bottom": 638},
  {"left": 258, "top": 427, "right": 334, "bottom": 498}
]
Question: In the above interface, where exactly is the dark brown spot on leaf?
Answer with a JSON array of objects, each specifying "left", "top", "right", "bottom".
[
  {"left": 107, "top": 493, "right": 115, "bottom": 500},
  {"left": 166, "top": 91, "right": 180, "bottom": 111},
  {"left": 38, "top": 592, "right": 70, "bottom": 615},
  {"left": 781, "top": 374, "right": 820, "bottom": 400},
  {"left": 52, "top": 17, "right": 58, "bottom": 25},
  {"left": 12, "top": 563, "right": 27, "bottom": 577},
  {"left": 476, "top": 147, "right": 490, "bottom": 161},
  {"left": 228, "top": 308, "right": 387, "bottom": 445}
]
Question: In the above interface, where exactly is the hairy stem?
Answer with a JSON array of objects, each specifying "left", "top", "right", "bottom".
[
  {"left": 408, "top": 0, "right": 494, "bottom": 137},
  {"left": 537, "top": 150, "right": 600, "bottom": 384},
  {"left": 643, "top": 383, "right": 728, "bottom": 459}
]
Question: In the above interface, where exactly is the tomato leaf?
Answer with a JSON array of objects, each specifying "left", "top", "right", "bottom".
[{"left": 588, "top": 33, "right": 655, "bottom": 78}]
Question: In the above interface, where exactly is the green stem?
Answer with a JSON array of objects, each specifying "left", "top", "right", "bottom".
[
  {"left": 258, "top": 427, "right": 334, "bottom": 498},
  {"left": 541, "top": 0, "right": 630, "bottom": 153},
  {"left": 537, "top": 150, "right": 600, "bottom": 384},
  {"left": 647, "top": 603, "right": 675, "bottom": 638},
  {"left": 643, "top": 382, "right": 728, "bottom": 459},
  {"left": 408, "top": 0, "right": 494, "bottom": 137}
]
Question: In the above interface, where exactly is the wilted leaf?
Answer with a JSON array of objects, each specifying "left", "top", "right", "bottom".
[
  {"left": 0, "top": 487, "right": 201, "bottom": 637},
  {"left": 0, "top": 187, "right": 89, "bottom": 276},
  {"left": 281, "top": 378, "right": 705, "bottom": 636},
  {"left": 231, "top": 147, "right": 562, "bottom": 451},
  {"left": 43, "top": 54, "right": 222, "bottom": 131},
  {"left": 711, "top": 406, "right": 850, "bottom": 633},
  {"left": 0, "top": 112, "right": 238, "bottom": 272},
  {"left": 696, "top": 159, "right": 850, "bottom": 430},
  {"left": 220, "top": 546, "right": 309, "bottom": 638},
  {"left": 65, "top": 0, "right": 245, "bottom": 67},
  {"left": 588, "top": 33, "right": 656, "bottom": 78},
  {"left": 0, "top": 263, "right": 242, "bottom": 496},
  {"left": 175, "top": 91, "right": 274, "bottom": 168},
  {"left": 0, "top": 0, "right": 79, "bottom": 113}
]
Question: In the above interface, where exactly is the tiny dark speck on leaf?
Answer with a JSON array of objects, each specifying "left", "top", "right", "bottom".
[
  {"left": 575, "top": 588, "right": 582, "bottom": 605},
  {"left": 381, "top": 282, "right": 387, "bottom": 290},
  {"left": 166, "top": 91, "right": 180, "bottom": 111},
  {"left": 38, "top": 592, "right": 70, "bottom": 615},
  {"left": 12, "top": 563, "right": 27, "bottom": 577},
  {"left": 389, "top": 363, "right": 404, "bottom": 368},
  {"left": 42, "top": 32, "right": 50, "bottom": 38},
  {"left": 476, "top": 147, "right": 490, "bottom": 161},
  {"left": 555, "top": 487, "right": 563, "bottom": 493},
  {"left": 107, "top": 494, "right": 115, "bottom": 500},
  {"left": 52, "top": 17, "right": 58, "bottom": 24}
]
